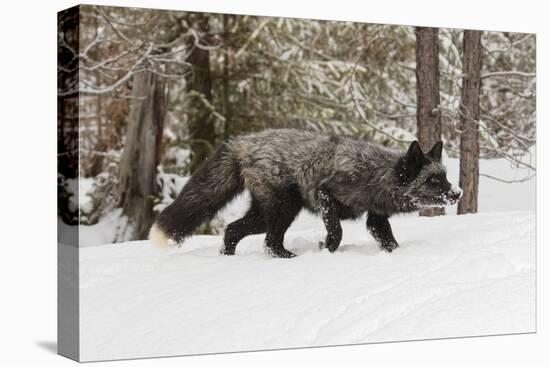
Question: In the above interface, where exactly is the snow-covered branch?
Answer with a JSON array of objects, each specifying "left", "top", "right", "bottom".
[
  {"left": 480, "top": 71, "right": 536, "bottom": 79},
  {"left": 482, "top": 34, "right": 534, "bottom": 54},
  {"left": 479, "top": 172, "right": 535, "bottom": 183},
  {"left": 94, "top": 6, "right": 135, "bottom": 45}
]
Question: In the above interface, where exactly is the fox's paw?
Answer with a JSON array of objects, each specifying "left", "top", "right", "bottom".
[
  {"left": 265, "top": 245, "right": 296, "bottom": 259},
  {"left": 275, "top": 249, "right": 297, "bottom": 258},
  {"left": 319, "top": 239, "right": 341, "bottom": 253},
  {"left": 381, "top": 241, "right": 399, "bottom": 253},
  {"left": 220, "top": 247, "right": 236, "bottom": 256}
]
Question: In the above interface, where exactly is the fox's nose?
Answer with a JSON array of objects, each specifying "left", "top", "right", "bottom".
[{"left": 450, "top": 189, "right": 462, "bottom": 201}]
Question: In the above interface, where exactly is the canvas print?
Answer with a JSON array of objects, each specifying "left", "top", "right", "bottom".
[{"left": 57, "top": 4, "right": 536, "bottom": 362}]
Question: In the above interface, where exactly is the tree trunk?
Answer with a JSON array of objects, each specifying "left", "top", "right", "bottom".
[
  {"left": 118, "top": 71, "right": 168, "bottom": 240},
  {"left": 458, "top": 30, "right": 482, "bottom": 214},
  {"left": 187, "top": 14, "right": 216, "bottom": 173},
  {"left": 415, "top": 27, "right": 444, "bottom": 216}
]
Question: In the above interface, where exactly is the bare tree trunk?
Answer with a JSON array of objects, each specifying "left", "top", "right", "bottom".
[
  {"left": 415, "top": 27, "right": 444, "bottom": 216},
  {"left": 187, "top": 14, "right": 216, "bottom": 173},
  {"left": 458, "top": 30, "right": 482, "bottom": 214},
  {"left": 118, "top": 71, "right": 168, "bottom": 240}
]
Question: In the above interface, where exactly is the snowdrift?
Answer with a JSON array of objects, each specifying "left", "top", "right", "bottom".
[{"left": 79, "top": 210, "right": 535, "bottom": 361}]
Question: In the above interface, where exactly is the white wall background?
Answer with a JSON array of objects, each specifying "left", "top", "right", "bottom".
[{"left": 0, "top": 0, "right": 547, "bottom": 366}]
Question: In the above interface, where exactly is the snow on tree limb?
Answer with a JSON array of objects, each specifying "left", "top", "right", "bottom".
[
  {"left": 480, "top": 172, "right": 535, "bottom": 183},
  {"left": 481, "top": 71, "right": 536, "bottom": 79}
]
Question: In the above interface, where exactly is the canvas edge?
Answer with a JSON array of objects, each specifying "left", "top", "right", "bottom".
[{"left": 57, "top": 4, "right": 81, "bottom": 362}]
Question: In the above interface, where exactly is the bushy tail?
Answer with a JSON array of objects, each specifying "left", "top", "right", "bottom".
[{"left": 149, "top": 143, "right": 244, "bottom": 247}]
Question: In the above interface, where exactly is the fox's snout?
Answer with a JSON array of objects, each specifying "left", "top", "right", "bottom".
[{"left": 446, "top": 187, "right": 463, "bottom": 204}]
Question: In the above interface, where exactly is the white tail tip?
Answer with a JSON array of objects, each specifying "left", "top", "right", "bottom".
[{"left": 149, "top": 223, "right": 174, "bottom": 249}]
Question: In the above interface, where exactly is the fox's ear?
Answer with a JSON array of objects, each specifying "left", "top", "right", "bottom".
[
  {"left": 426, "top": 141, "right": 443, "bottom": 162},
  {"left": 404, "top": 141, "right": 425, "bottom": 176}
]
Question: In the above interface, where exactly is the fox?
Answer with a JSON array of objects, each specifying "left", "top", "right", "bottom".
[{"left": 149, "top": 128, "right": 462, "bottom": 258}]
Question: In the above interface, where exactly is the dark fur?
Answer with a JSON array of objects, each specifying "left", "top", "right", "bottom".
[
  {"left": 155, "top": 144, "right": 244, "bottom": 244},
  {"left": 151, "top": 129, "right": 462, "bottom": 257}
]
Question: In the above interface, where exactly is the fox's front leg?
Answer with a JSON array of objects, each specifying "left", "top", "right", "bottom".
[
  {"left": 316, "top": 189, "right": 342, "bottom": 252},
  {"left": 366, "top": 213, "right": 399, "bottom": 253}
]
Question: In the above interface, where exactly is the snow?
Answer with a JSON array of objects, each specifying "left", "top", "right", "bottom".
[
  {"left": 79, "top": 209, "right": 132, "bottom": 247},
  {"left": 78, "top": 177, "right": 95, "bottom": 214},
  {"left": 76, "top": 155, "right": 536, "bottom": 362},
  {"left": 79, "top": 211, "right": 535, "bottom": 361}
]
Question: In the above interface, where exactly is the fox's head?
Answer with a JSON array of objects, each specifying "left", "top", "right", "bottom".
[{"left": 397, "top": 141, "right": 462, "bottom": 209}]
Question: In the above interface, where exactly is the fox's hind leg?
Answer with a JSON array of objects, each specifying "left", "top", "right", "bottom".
[
  {"left": 366, "top": 213, "right": 399, "bottom": 253},
  {"left": 258, "top": 185, "right": 303, "bottom": 258},
  {"left": 222, "top": 199, "right": 265, "bottom": 255}
]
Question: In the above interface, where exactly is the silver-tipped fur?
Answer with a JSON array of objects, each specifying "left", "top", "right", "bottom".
[{"left": 150, "top": 128, "right": 461, "bottom": 256}]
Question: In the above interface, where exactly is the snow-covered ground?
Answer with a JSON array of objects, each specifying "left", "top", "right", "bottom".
[{"left": 76, "top": 155, "right": 536, "bottom": 361}]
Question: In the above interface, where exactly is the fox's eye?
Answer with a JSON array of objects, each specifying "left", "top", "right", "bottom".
[{"left": 429, "top": 177, "right": 440, "bottom": 184}]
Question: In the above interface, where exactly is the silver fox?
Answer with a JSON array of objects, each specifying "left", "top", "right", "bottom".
[{"left": 149, "top": 128, "right": 462, "bottom": 258}]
